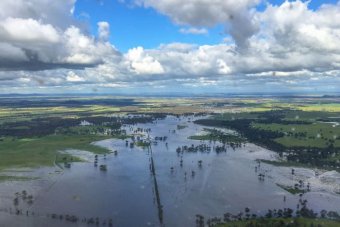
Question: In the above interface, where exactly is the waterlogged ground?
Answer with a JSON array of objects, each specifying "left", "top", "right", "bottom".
[{"left": 0, "top": 115, "right": 339, "bottom": 227}]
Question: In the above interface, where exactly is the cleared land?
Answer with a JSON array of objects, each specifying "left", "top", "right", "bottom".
[
  {"left": 1, "top": 96, "right": 340, "bottom": 171},
  {"left": 252, "top": 122, "right": 340, "bottom": 148},
  {"left": 0, "top": 135, "right": 112, "bottom": 170},
  {"left": 193, "top": 97, "right": 340, "bottom": 170}
]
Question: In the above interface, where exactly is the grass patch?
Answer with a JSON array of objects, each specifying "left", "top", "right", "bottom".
[
  {"left": 276, "top": 184, "right": 306, "bottom": 195},
  {"left": 252, "top": 122, "right": 340, "bottom": 148},
  {"left": 296, "top": 104, "right": 340, "bottom": 112},
  {"left": 55, "top": 153, "right": 83, "bottom": 164},
  {"left": 135, "top": 141, "right": 150, "bottom": 148},
  {"left": 189, "top": 128, "right": 244, "bottom": 143},
  {"left": 0, "top": 135, "right": 113, "bottom": 170},
  {"left": 259, "top": 159, "right": 311, "bottom": 168},
  {"left": 177, "top": 125, "right": 188, "bottom": 130},
  {"left": 0, "top": 175, "right": 39, "bottom": 182}
]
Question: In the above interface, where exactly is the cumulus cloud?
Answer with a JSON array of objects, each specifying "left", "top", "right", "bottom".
[
  {"left": 1, "top": 0, "right": 340, "bottom": 93},
  {"left": 144, "top": 0, "right": 340, "bottom": 77},
  {"left": 124, "top": 47, "right": 165, "bottom": 75},
  {"left": 0, "top": 43, "right": 28, "bottom": 62},
  {"left": 97, "top": 21, "right": 110, "bottom": 41},
  {"left": 90, "top": 0, "right": 340, "bottom": 85},
  {"left": 0, "top": 0, "right": 76, "bottom": 29},
  {"left": 0, "top": 0, "right": 116, "bottom": 71},
  {"left": 251, "top": 0, "right": 340, "bottom": 72},
  {"left": 66, "top": 71, "right": 85, "bottom": 82},
  {"left": 134, "top": 0, "right": 260, "bottom": 48},
  {"left": 0, "top": 18, "right": 60, "bottom": 43}
]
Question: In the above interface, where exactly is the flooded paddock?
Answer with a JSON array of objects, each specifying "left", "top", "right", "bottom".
[{"left": 0, "top": 115, "right": 339, "bottom": 227}]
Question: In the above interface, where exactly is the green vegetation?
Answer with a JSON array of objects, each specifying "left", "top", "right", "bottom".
[
  {"left": 276, "top": 184, "right": 306, "bottom": 195},
  {"left": 0, "top": 105, "right": 121, "bottom": 125},
  {"left": 189, "top": 128, "right": 244, "bottom": 144},
  {"left": 1, "top": 96, "right": 340, "bottom": 174},
  {"left": 0, "top": 175, "right": 38, "bottom": 182},
  {"left": 252, "top": 122, "right": 340, "bottom": 148},
  {"left": 296, "top": 103, "right": 340, "bottom": 112},
  {"left": 135, "top": 140, "right": 151, "bottom": 148},
  {"left": 177, "top": 124, "right": 187, "bottom": 130},
  {"left": 216, "top": 112, "right": 261, "bottom": 121},
  {"left": 0, "top": 97, "right": 166, "bottom": 174},
  {"left": 259, "top": 159, "right": 311, "bottom": 168},
  {"left": 0, "top": 135, "right": 112, "bottom": 170},
  {"left": 215, "top": 218, "right": 340, "bottom": 227},
  {"left": 195, "top": 100, "right": 340, "bottom": 170}
]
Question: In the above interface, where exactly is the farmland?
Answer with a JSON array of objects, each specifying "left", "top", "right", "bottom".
[
  {"left": 0, "top": 95, "right": 339, "bottom": 226},
  {"left": 1, "top": 95, "right": 340, "bottom": 171}
]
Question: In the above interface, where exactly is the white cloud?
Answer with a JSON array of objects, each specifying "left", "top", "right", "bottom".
[
  {"left": 62, "top": 26, "right": 116, "bottom": 65},
  {"left": 0, "top": 18, "right": 60, "bottom": 43},
  {"left": 97, "top": 21, "right": 110, "bottom": 41},
  {"left": 66, "top": 71, "right": 85, "bottom": 82},
  {"left": 134, "top": 0, "right": 260, "bottom": 48},
  {"left": 124, "top": 47, "right": 165, "bottom": 75},
  {"left": 1, "top": 0, "right": 340, "bottom": 93},
  {"left": 134, "top": 0, "right": 259, "bottom": 26},
  {"left": 0, "top": 0, "right": 116, "bottom": 70},
  {"left": 158, "top": 43, "right": 196, "bottom": 52},
  {"left": 94, "top": 0, "right": 340, "bottom": 86},
  {"left": 0, "top": 0, "right": 77, "bottom": 29},
  {"left": 179, "top": 27, "right": 208, "bottom": 35},
  {"left": 0, "top": 43, "right": 28, "bottom": 62}
]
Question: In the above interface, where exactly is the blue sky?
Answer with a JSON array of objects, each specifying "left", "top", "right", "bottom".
[
  {"left": 74, "top": 0, "right": 225, "bottom": 52},
  {"left": 74, "top": 0, "right": 339, "bottom": 52},
  {"left": 0, "top": 0, "right": 340, "bottom": 94}
]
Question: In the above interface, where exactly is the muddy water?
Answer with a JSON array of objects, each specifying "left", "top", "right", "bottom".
[{"left": 0, "top": 115, "right": 339, "bottom": 227}]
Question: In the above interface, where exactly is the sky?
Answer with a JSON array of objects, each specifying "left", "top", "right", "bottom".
[{"left": 0, "top": 0, "right": 340, "bottom": 94}]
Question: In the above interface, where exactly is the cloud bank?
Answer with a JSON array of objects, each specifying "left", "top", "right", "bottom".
[
  {"left": 0, "top": 0, "right": 340, "bottom": 93},
  {"left": 0, "top": 0, "right": 117, "bottom": 71}
]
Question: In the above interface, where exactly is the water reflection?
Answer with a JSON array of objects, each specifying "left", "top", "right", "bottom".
[{"left": 0, "top": 115, "right": 339, "bottom": 227}]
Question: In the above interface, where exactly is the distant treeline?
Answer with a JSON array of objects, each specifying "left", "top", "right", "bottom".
[
  {"left": 0, "top": 114, "right": 166, "bottom": 138},
  {"left": 0, "top": 98, "right": 141, "bottom": 108},
  {"left": 194, "top": 117, "right": 340, "bottom": 169},
  {"left": 195, "top": 118, "right": 286, "bottom": 152}
]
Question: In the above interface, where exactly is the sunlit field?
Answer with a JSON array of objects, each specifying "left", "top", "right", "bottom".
[{"left": 0, "top": 95, "right": 339, "bottom": 226}]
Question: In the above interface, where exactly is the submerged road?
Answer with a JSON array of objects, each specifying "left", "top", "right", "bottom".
[{"left": 148, "top": 135, "right": 164, "bottom": 226}]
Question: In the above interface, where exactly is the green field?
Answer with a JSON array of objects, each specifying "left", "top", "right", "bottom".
[
  {"left": 276, "top": 184, "right": 306, "bottom": 195},
  {"left": 194, "top": 99, "right": 340, "bottom": 170},
  {"left": 0, "top": 175, "right": 38, "bottom": 182},
  {"left": 1, "top": 96, "right": 340, "bottom": 172},
  {"left": 0, "top": 135, "right": 112, "bottom": 170},
  {"left": 252, "top": 122, "right": 340, "bottom": 148},
  {"left": 0, "top": 105, "right": 121, "bottom": 124},
  {"left": 296, "top": 103, "right": 340, "bottom": 112},
  {"left": 188, "top": 128, "right": 244, "bottom": 143}
]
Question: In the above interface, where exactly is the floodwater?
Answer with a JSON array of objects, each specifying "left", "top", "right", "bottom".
[{"left": 0, "top": 115, "right": 339, "bottom": 227}]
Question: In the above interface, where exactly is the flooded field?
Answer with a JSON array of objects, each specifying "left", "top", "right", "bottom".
[{"left": 0, "top": 115, "right": 339, "bottom": 227}]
